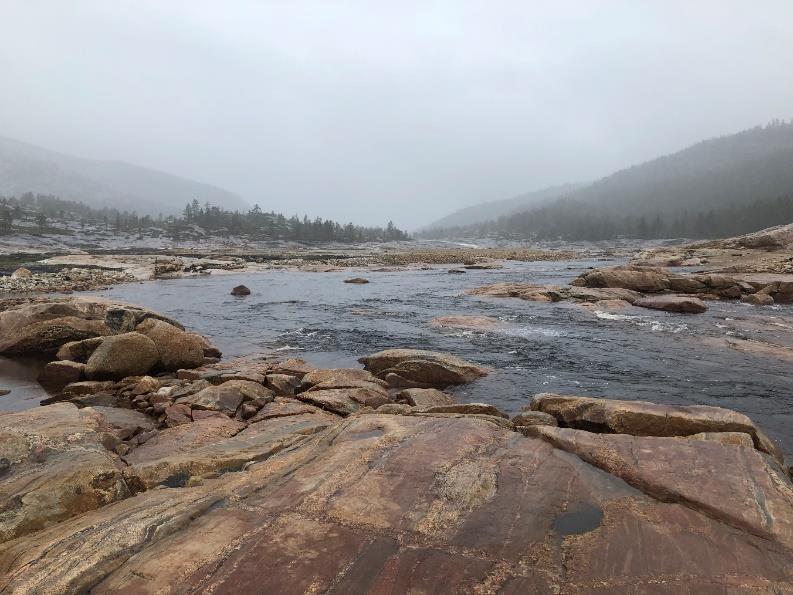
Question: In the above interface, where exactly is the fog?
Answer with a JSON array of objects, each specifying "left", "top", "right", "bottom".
[{"left": 1, "top": 1, "right": 792, "bottom": 228}]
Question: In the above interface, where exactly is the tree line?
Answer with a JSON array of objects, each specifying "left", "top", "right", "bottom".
[
  {"left": 418, "top": 195, "right": 793, "bottom": 242},
  {"left": 0, "top": 193, "right": 409, "bottom": 243}
]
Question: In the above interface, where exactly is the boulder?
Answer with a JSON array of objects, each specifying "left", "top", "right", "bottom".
[
  {"left": 742, "top": 293, "right": 775, "bottom": 306},
  {"left": 531, "top": 393, "right": 783, "bottom": 463},
  {"left": 178, "top": 380, "right": 274, "bottom": 416},
  {"left": 163, "top": 403, "right": 193, "bottom": 427},
  {"left": 396, "top": 388, "right": 456, "bottom": 408},
  {"left": 62, "top": 380, "right": 114, "bottom": 397},
  {"left": 265, "top": 373, "right": 301, "bottom": 395},
  {"left": 85, "top": 332, "right": 159, "bottom": 380},
  {"left": 573, "top": 267, "right": 670, "bottom": 293},
  {"left": 10, "top": 267, "right": 32, "bottom": 278},
  {"left": 668, "top": 276, "right": 708, "bottom": 293},
  {"left": 359, "top": 349, "right": 487, "bottom": 387},
  {"left": 55, "top": 336, "right": 105, "bottom": 362},
  {"left": 230, "top": 285, "right": 251, "bottom": 296},
  {"left": 37, "top": 360, "right": 85, "bottom": 392},
  {"left": 0, "top": 297, "right": 181, "bottom": 355},
  {"left": 343, "top": 278, "right": 369, "bottom": 284},
  {"left": 427, "top": 315, "right": 501, "bottom": 330},
  {"left": 249, "top": 397, "right": 326, "bottom": 422},
  {"left": 634, "top": 295, "right": 708, "bottom": 314},
  {"left": 135, "top": 318, "right": 205, "bottom": 371}
]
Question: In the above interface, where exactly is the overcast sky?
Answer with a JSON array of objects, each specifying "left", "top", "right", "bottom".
[{"left": 1, "top": 1, "right": 792, "bottom": 228}]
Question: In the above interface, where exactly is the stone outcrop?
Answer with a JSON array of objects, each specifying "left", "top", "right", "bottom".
[
  {"left": 572, "top": 266, "right": 671, "bottom": 293},
  {"left": 0, "top": 405, "right": 790, "bottom": 593},
  {"left": 634, "top": 294, "right": 708, "bottom": 313},
  {"left": 85, "top": 332, "right": 160, "bottom": 380},
  {"left": 359, "top": 348, "right": 487, "bottom": 387},
  {"left": 468, "top": 282, "right": 642, "bottom": 304},
  {"left": 531, "top": 393, "right": 783, "bottom": 463},
  {"left": 0, "top": 297, "right": 183, "bottom": 355}
]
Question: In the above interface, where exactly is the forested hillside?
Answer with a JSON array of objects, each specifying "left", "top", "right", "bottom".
[
  {"left": 421, "top": 121, "right": 793, "bottom": 240},
  {"left": 0, "top": 193, "right": 408, "bottom": 243}
]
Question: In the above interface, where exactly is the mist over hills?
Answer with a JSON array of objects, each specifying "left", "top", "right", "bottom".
[
  {"left": 422, "top": 121, "right": 793, "bottom": 240},
  {"left": 0, "top": 135, "right": 249, "bottom": 216},
  {"left": 424, "top": 183, "right": 583, "bottom": 230}
]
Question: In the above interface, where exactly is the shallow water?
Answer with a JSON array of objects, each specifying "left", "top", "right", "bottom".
[{"left": 2, "top": 259, "right": 792, "bottom": 458}]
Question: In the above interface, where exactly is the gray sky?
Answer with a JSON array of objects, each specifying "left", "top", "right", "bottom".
[{"left": 1, "top": 1, "right": 792, "bottom": 229}]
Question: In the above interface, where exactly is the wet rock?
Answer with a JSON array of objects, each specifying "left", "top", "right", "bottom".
[
  {"left": 55, "top": 336, "right": 105, "bottom": 362},
  {"left": 512, "top": 410, "right": 558, "bottom": 428},
  {"left": 0, "top": 412, "right": 791, "bottom": 592},
  {"left": 468, "top": 283, "right": 642, "bottom": 304},
  {"left": 125, "top": 413, "right": 333, "bottom": 491},
  {"left": 163, "top": 403, "right": 193, "bottom": 427},
  {"left": 249, "top": 397, "right": 325, "bottom": 422},
  {"left": 135, "top": 318, "right": 205, "bottom": 371},
  {"left": 0, "top": 389, "right": 10, "bottom": 397},
  {"left": 298, "top": 388, "right": 389, "bottom": 415},
  {"left": 418, "top": 402, "right": 508, "bottom": 418},
  {"left": 270, "top": 358, "right": 316, "bottom": 378},
  {"left": 265, "top": 373, "right": 301, "bottom": 395},
  {"left": 447, "top": 268, "right": 467, "bottom": 274},
  {"left": 91, "top": 406, "right": 157, "bottom": 441},
  {"left": 230, "top": 285, "right": 251, "bottom": 296},
  {"left": 37, "top": 360, "right": 85, "bottom": 392},
  {"left": 742, "top": 293, "right": 775, "bottom": 306},
  {"left": 525, "top": 424, "right": 793, "bottom": 548},
  {"left": 0, "top": 403, "right": 130, "bottom": 544},
  {"left": 375, "top": 403, "right": 414, "bottom": 414},
  {"left": 178, "top": 380, "right": 274, "bottom": 416},
  {"left": 396, "top": 388, "right": 456, "bottom": 408},
  {"left": 360, "top": 349, "right": 487, "bottom": 387},
  {"left": 343, "top": 277, "right": 369, "bottom": 284},
  {"left": 427, "top": 315, "right": 501, "bottom": 331},
  {"left": 634, "top": 295, "right": 708, "bottom": 313},
  {"left": 573, "top": 266, "right": 671, "bottom": 293},
  {"left": 531, "top": 393, "right": 783, "bottom": 463},
  {"left": 85, "top": 332, "right": 159, "bottom": 380}
]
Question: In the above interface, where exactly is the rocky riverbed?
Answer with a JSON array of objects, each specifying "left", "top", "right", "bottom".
[{"left": 0, "top": 296, "right": 791, "bottom": 592}]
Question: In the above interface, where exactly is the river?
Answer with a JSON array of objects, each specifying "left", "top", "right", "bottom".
[{"left": 1, "top": 257, "right": 791, "bottom": 457}]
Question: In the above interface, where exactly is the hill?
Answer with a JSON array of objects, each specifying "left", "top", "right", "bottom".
[
  {"left": 424, "top": 183, "right": 582, "bottom": 230},
  {"left": 422, "top": 121, "right": 793, "bottom": 240},
  {"left": 0, "top": 135, "right": 248, "bottom": 215}
]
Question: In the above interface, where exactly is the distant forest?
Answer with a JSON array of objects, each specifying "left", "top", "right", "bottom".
[
  {"left": 418, "top": 195, "right": 793, "bottom": 241},
  {"left": 0, "top": 193, "right": 409, "bottom": 243}
]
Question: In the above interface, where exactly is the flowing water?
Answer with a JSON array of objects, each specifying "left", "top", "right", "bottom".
[{"left": 2, "top": 258, "right": 792, "bottom": 457}]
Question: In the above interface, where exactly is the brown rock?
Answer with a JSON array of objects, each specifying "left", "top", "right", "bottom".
[
  {"left": 230, "top": 285, "right": 251, "bottom": 296},
  {"left": 418, "top": 402, "right": 508, "bottom": 418},
  {"left": 0, "top": 403, "right": 130, "bottom": 544},
  {"left": 343, "top": 277, "right": 369, "bottom": 284},
  {"left": 163, "top": 403, "right": 193, "bottom": 427},
  {"left": 178, "top": 380, "right": 274, "bottom": 415},
  {"left": 37, "top": 360, "right": 85, "bottom": 392},
  {"left": 298, "top": 388, "right": 389, "bottom": 415},
  {"left": 742, "top": 293, "right": 775, "bottom": 306},
  {"left": 55, "top": 336, "right": 105, "bottom": 362},
  {"left": 249, "top": 397, "right": 326, "bottom": 422},
  {"left": 635, "top": 295, "right": 708, "bottom": 314},
  {"left": 574, "top": 267, "right": 671, "bottom": 293},
  {"left": 135, "top": 318, "right": 205, "bottom": 371},
  {"left": 270, "top": 358, "right": 316, "bottom": 378},
  {"left": 265, "top": 373, "right": 301, "bottom": 395},
  {"left": 10, "top": 267, "right": 32, "bottom": 278},
  {"left": 396, "top": 388, "right": 456, "bottom": 408},
  {"left": 512, "top": 410, "right": 558, "bottom": 427},
  {"left": 427, "top": 315, "right": 501, "bottom": 330},
  {"left": 531, "top": 393, "right": 783, "bottom": 463},
  {"left": 0, "top": 413, "right": 791, "bottom": 592},
  {"left": 85, "top": 332, "right": 159, "bottom": 380},
  {"left": 359, "top": 349, "right": 487, "bottom": 387},
  {"left": 91, "top": 406, "right": 157, "bottom": 441}
]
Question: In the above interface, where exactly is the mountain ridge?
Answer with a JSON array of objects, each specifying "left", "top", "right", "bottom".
[{"left": 0, "top": 135, "right": 249, "bottom": 215}]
